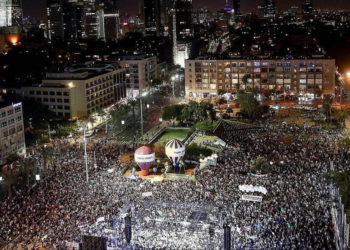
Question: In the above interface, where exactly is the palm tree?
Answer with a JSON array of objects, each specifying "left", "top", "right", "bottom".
[
  {"left": 41, "top": 146, "right": 54, "bottom": 172},
  {"left": 2, "top": 169, "right": 18, "bottom": 198},
  {"left": 322, "top": 94, "right": 333, "bottom": 123},
  {"left": 19, "top": 158, "right": 36, "bottom": 189},
  {"left": 129, "top": 99, "right": 138, "bottom": 119}
]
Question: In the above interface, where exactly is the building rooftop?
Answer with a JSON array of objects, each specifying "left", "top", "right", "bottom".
[
  {"left": 117, "top": 54, "right": 156, "bottom": 61},
  {"left": 193, "top": 54, "right": 332, "bottom": 60},
  {"left": 0, "top": 99, "right": 21, "bottom": 109},
  {"left": 44, "top": 64, "right": 118, "bottom": 81}
]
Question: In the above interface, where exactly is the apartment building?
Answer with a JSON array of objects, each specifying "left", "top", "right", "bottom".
[
  {"left": 117, "top": 55, "right": 157, "bottom": 97},
  {"left": 22, "top": 64, "right": 126, "bottom": 119},
  {"left": 185, "top": 58, "right": 336, "bottom": 98},
  {"left": 0, "top": 102, "right": 26, "bottom": 164}
]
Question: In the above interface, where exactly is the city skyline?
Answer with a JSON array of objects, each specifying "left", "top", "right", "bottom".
[{"left": 22, "top": 0, "right": 350, "bottom": 20}]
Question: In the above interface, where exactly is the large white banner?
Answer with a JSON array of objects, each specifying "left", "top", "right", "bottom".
[
  {"left": 241, "top": 195, "right": 263, "bottom": 202},
  {"left": 239, "top": 185, "right": 267, "bottom": 194},
  {"left": 142, "top": 192, "right": 153, "bottom": 197}
]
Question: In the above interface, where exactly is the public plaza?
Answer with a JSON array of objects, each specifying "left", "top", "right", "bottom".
[{"left": 0, "top": 114, "right": 348, "bottom": 249}]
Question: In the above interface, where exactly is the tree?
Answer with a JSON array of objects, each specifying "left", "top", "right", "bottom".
[
  {"left": 235, "top": 92, "right": 260, "bottom": 120},
  {"left": 6, "top": 153, "right": 20, "bottom": 164},
  {"left": 333, "top": 109, "right": 348, "bottom": 126},
  {"left": 241, "top": 74, "right": 250, "bottom": 89},
  {"left": 252, "top": 157, "right": 272, "bottom": 174},
  {"left": 210, "top": 96, "right": 226, "bottom": 106},
  {"left": 195, "top": 120, "right": 219, "bottom": 132},
  {"left": 185, "top": 143, "right": 212, "bottom": 160},
  {"left": 330, "top": 171, "right": 350, "bottom": 208},
  {"left": 162, "top": 104, "right": 186, "bottom": 120},
  {"left": 41, "top": 146, "right": 54, "bottom": 171},
  {"left": 119, "top": 153, "right": 133, "bottom": 166},
  {"left": 337, "top": 137, "right": 350, "bottom": 152},
  {"left": 2, "top": 169, "right": 18, "bottom": 198},
  {"left": 19, "top": 158, "right": 36, "bottom": 188},
  {"left": 322, "top": 94, "right": 333, "bottom": 122},
  {"left": 226, "top": 107, "right": 234, "bottom": 117},
  {"left": 129, "top": 99, "right": 138, "bottom": 119}
]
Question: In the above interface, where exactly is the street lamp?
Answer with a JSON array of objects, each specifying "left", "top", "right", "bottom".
[
  {"left": 121, "top": 120, "right": 125, "bottom": 125},
  {"left": 171, "top": 76, "right": 176, "bottom": 99},
  {"left": 346, "top": 72, "right": 350, "bottom": 78},
  {"left": 29, "top": 117, "right": 32, "bottom": 129},
  {"left": 82, "top": 126, "right": 89, "bottom": 183},
  {"left": 35, "top": 174, "right": 40, "bottom": 181}
]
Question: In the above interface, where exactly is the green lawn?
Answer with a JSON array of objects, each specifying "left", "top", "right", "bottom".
[{"left": 154, "top": 129, "right": 192, "bottom": 145}]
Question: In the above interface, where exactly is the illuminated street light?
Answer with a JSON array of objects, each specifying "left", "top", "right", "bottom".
[
  {"left": 346, "top": 72, "right": 350, "bottom": 78},
  {"left": 121, "top": 120, "right": 125, "bottom": 125},
  {"left": 35, "top": 175, "right": 41, "bottom": 181}
]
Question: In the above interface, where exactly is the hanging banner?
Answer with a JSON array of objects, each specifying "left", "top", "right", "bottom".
[{"left": 241, "top": 195, "right": 263, "bottom": 202}]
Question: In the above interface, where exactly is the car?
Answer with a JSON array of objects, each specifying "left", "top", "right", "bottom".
[
  {"left": 84, "top": 130, "right": 95, "bottom": 137},
  {"left": 270, "top": 105, "right": 280, "bottom": 110},
  {"left": 293, "top": 104, "right": 305, "bottom": 110},
  {"left": 280, "top": 106, "right": 289, "bottom": 110},
  {"left": 304, "top": 106, "right": 317, "bottom": 111}
]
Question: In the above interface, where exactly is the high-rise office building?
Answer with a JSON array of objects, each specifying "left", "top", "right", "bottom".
[
  {"left": 47, "top": 0, "right": 64, "bottom": 40},
  {"left": 0, "top": 0, "right": 23, "bottom": 28},
  {"left": 0, "top": 102, "right": 26, "bottom": 164},
  {"left": 142, "top": 0, "right": 161, "bottom": 35},
  {"left": 174, "top": 0, "right": 193, "bottom": 39},
  {"left": 260, "top": 0, "right": 276, "bottom": 18},
  {"left": 160, "top": 0, "right": 172, "bottom": 33},
  {"left": 232, "top": 0, "right": 240, "bottom": 15},
  {"left": 62, "top": 0, "right": 85, "bottom": 40},
  {"left": 97, "top": 0, "right": 117, "bottom": 12},
  {"left": 48, "top": 0, "right": 86, "bottom": 40},
  {"left": 0, "top": 0, "right": 12, "bottom": 27},
  {"left": 97, "top": 0, "right": 119, "bottom": 40},
  {"left": 302, "top": 0, "right": 313, "bottom": 15}
]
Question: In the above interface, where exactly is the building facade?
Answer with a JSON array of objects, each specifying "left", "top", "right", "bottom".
[
  {"left": 0, "top": 102, "right": 26, "bottom": 164},
  {"left": 22, "top": 65, "right": 126, "bottom": 119},
  {"left": 117, "top": 55, "right": 157, "bottom": 97},
  {"left": 142, "top": 0, "right": 161, "bottom": 36},
  {"left": 260, "top": 0, "right": 277, "bottom": 18},
  {"left": 232, "top": 0, "right": 240, "bottom": 15},
  {"left": 174, "top": 0, "right": 193, "bottom": 39},
  {"left": 47, "top": 0, "right": 64, "bottom": 40},
  {"left": 185, "top": 58, "right": 336, "bottom": 98}
]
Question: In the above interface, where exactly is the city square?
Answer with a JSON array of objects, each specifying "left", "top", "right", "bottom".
[{"left": 0, "top": 0, "right": 350, "bottom": 249}]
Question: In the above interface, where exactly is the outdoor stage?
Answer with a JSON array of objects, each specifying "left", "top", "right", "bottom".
[
  {"left": 123, "top": 168, "right": 196, "bottom": 181},
  {"left": 79, "top": 200, "right": 224, "bottom": 249}
]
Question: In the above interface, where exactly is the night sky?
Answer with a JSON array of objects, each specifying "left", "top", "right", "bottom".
[{"left": 22, "top": 0, "right": 350, "bottom": 20}]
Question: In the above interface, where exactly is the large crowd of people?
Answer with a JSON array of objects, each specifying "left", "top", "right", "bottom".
[{"left": 0, "top": 119, "right": 347, "bottom": 249}]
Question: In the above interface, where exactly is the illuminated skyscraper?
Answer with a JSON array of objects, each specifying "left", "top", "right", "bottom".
[
  {"left": 232, "top": 0, "right": 240, "bottom": 15},
  {"left": 0, "top": 0, "right": 23, "bottom": 28},
  {"left": 174, "top": 0, "right": 193, "bottom": 39},
  {"left": 302, "top": 0, "right": 313, "bottom": 15},
  {"left": 47, "top": 0, "right": 64, "bottom": 40},
  {"left": 0, "top": 0, "right": 12, "bottom": 27},
  {"left": 260, "top": 0, "right": 276, "bottom": 18},
  {"left": 142, "top": 0, "right": 161, "bottom": 35}
]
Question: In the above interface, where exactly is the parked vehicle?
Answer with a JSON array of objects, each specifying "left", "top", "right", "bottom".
[{"left": 293, "top": 104, "right": 305, "bottom": 110}]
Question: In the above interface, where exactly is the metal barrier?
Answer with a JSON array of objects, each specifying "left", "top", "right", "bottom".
[{"left": 331, "top": 186, "right": 349, "bottom": 250}]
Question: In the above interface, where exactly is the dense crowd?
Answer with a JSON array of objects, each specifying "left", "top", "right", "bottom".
[{"left": 0, "top": 120, "right": 347, "bottom": 249}]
